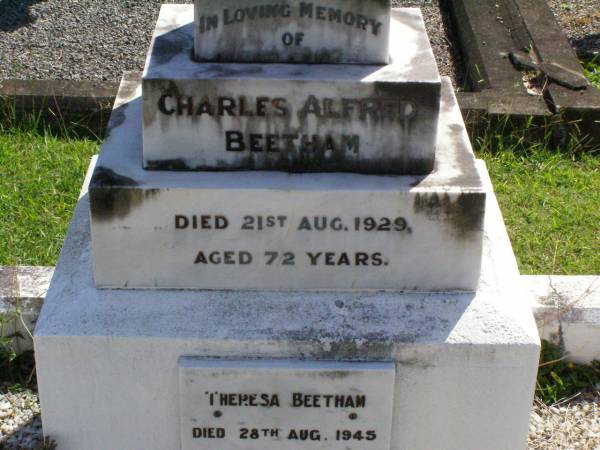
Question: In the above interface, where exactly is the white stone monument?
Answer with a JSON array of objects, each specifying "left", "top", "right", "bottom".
[{"left": 34, "top": 3, "right": 540, "bottom": 450}]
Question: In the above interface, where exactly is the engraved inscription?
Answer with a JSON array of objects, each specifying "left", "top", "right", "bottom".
[
  {"left": 155, "top": 94, "right": 417, "bottom": 158},
  {"left": 197, "top": 3, "right": 385, "bottom": 36},
  {"left": 179, "top": 359, "right": 396, "bottom": 450},
  {"left": 172, "top": 213, "right": 412, "bottom": 270},
  {"left": 157, "top": 94, "right": 417, "bottom": 121},
  {"left": 193, "top": 0, "right": 392, "bottom": 64}
]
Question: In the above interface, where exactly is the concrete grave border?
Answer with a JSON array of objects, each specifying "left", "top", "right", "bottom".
[
  {"left": 1, "top": 266, "right": 598, "bottom": 363},
  {"left": 0, "top": 79, "right": 118, "bottom": 137},
  {"left": 450, "top": 0, "right": 600, "bottom": 144}
]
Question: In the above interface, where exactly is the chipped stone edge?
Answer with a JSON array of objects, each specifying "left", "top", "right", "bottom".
[{"left": 2, "top": 267, "right": 599, "bottom": 362}]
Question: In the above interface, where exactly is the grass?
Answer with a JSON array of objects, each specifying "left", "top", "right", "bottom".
[
  {"left": 473, "top": 118, "right": 600, "bottom": 275},
  {"left": 0, "top": 110, "right": 598, "bottom": 275},
  {"left": 582, "top": 56, "right": 600, "bottom": 90},
  {"left": 0, "top": 111, "right": 98, "bottom": 266},
  {"left": 537, "top": 340, "right": 600, "bottom": 405}
]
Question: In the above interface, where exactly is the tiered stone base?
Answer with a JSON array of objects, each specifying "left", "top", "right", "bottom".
[
  {"left": 34, "top": 158, "right": 539, "bottom": 450},
  {"left": 90, "top": 75, "right": 485, "bottom": 291},
  {"left": 143, "top": 6, "right": 441, "bottom": 174}
]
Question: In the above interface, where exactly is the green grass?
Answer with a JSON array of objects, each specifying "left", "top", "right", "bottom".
[
  {"left": 0, "top": 109, "right": 599, "bottom": 276},
  {"left": 582, "top": 56, "right": 600, "bottom": 90},
  {"left": 537, "top": 340, "right": 600, "bottom": 405},
  {"left": 0, "top": 114, "right": 98, "bottom": 266},
  {"left": 473, "top": 119, "right": 600, "bottom": 275}
]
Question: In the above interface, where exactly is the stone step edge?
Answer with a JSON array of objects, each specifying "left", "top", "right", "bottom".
[{"left": 0, "top": 265, "right": 598, "bottom": 363}]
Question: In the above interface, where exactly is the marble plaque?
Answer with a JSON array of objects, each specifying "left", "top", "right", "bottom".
[
  {"left": 90, "top": 75, "right": 485, "bottom": 291},
  {"left": 143, "top": 6, "right": 440, "bottom": 175},
  {"left": 193, "top": 0, "right": 391, "bottom": 64},
  {"left": 179, "top": 359, "right": 395, "bottom": 450}
]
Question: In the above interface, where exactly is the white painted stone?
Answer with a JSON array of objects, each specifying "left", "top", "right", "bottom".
[
  {"left": 0, "top": 265, "right": 54, "bottom": 353},
  {"left": 11, "top": 266, "right": 600, "bottom": 363},
  {"left": 193, "top": 0, "right": 391, "bottom": 64},
  {"left": 143, "top": 6, "right": 440, "bottom": 174},
  {"left": 525, "top": 275, "right": 600, "bottom": 364},
  {"left": 34, "top": 159, "right": 539, "bottom": 450},
  {"left": 179, "top": 359, "right": 395, "bottom": 449},
  {"left": 91, "top": 75, "right": 484, "bottom": 291}
]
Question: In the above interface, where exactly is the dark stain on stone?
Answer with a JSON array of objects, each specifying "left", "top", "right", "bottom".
[
  {"left": 89, "top": 168, "right": 158, "bottom": 223},
  {"left": 145, "top": 158, "right": 190, "bottom": 171},
  {"left": 308, "top": 337, "right": 397, "bottom": 361},
  {"left": 0, "top": 266, "right": 17, "bottom": 299},
  {"left": 413, "top": 192, "right": 486, "bottom": 239},
  {"left": 90, "top": 187, "right": 159, "bottom": 223},
  {"left": 397, "top": 357, "right": 434, "bottom": 370},
  {"left": 143, "top": 80, "right": 183, "bottom": 128},
  {"left": 103, "top": 103, "right": 128, "bottom": 140},
  {"left": 143, "top": 155, "right": 435, "bottom": 175},
  {"left": 318, "top": 370, "right": 352, "bottom": 379},
  {"left": 90, "top": 167, "right": 138, "bottom": 188},
  {"left": 311, "top": 48, "right": 344, "bottom": 64},
  {"left": 373, "top": 80, "right": 439, "bottom": 98},
  {"left": 204, "top": 50, "right": 336, "bottom": 65}
]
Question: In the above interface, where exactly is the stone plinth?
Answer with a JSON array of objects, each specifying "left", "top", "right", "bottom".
[
  {"left": 193, "top": 0, "right": 392, "bottom": 64},
  {"left": 143, "top": 6, "right": 440, "bottom": 174},
  {"left": 34, "top": 158, "right": 540, "bottom": 450},
  {"left": 90, "top": 74, "right": 484, "bottom": 291}
]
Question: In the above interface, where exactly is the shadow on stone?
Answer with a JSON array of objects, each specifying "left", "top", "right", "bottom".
[
  {"left": 572, "top": 33, "right": 600, "bottom": 55},
  {"left": 437, "top": 0, "right": 468, "bottom": 90},
  {"left": 0, "top": 0, "right": 44, "bottom": 32}
]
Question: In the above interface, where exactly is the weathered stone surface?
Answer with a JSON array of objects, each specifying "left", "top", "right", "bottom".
[
  {"left": 34, "top": 158, "right": 540, "bottom": 450},
  {"left": 526, "top": 275, "right": 600, "bottom": 364},
  {"left": 193, "top": 0, "right": 391, "bottom": 64},
  {"left": 0, "top": 267, "right": 17, "bottom": 300},
  {"left": 143, "top": 6, "right": 440, "bottom": 174},
  {"left": 91, "top": 76, "right": 484, "bottom": 291}
]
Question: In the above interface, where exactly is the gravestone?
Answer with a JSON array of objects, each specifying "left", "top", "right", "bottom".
[{"left": 34, "top": 3, "right": 540, "bottom": 450}]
